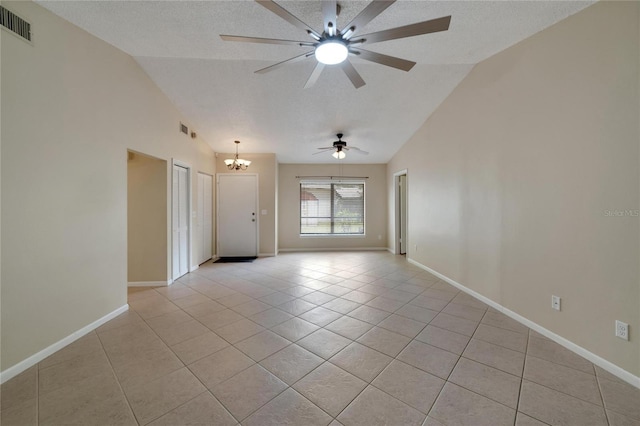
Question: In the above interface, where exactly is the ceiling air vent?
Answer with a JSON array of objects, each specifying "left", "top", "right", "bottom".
[
  {"left": 180, "top": 122, "right": 188, "bottom": 135},
  {"left": 0, "top": 6, "right": 32, "bottom": 42}
]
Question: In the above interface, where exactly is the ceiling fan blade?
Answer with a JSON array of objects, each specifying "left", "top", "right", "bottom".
[
  {"left": 255, "top": 51, "right": 314, "bottom": 74},
  {"left": 350, "top": 146, "right": 370, "bottom": 155},
  {"left": 316, "top": 147, "right": 334, "bottom": 150},
  {"left": 304, "top": 62, "right": 325, "bottom": 89},
  {"left": 340, "top": 60, "right": 366, "bottom": 89},
  {"left": 256, "top": 0, "right": 321, "bottom": 39},
  {"left": 313, "top": 149, "right": 334, "bottom": 155},
  {"left": 322, "top": 1, "right": 338, "bottom": 35},
  {"left": 360, "top": 16, "right": 451, "bottom": 44},
  {"left": 350, "top": 48, "right": 415, "bottom": 71},
  {"left": 220, "top": 35, "right": 313, "bottom": 46},
  {"left": 342, "top": 1, "right": 396, "bottom": 37}
]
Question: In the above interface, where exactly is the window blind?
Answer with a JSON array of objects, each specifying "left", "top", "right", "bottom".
[{"left": 300, "top": 181, "right": 365, "bottom": 235}]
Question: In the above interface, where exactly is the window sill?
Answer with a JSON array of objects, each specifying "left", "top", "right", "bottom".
[{"left": 300, "top": 234, "right": 366, "bottom": 238}]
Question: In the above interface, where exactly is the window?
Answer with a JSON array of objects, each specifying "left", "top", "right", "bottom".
[{"left": 300, "top": 181, "right": 365, "bottom": 235}]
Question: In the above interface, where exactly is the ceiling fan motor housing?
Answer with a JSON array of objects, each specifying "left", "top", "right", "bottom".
[
  {"left": 333, "top": 133, "right": 346, "bottom": 148},
  {"left": 219, "top": 1, "right": 452, "bottom": 89}
]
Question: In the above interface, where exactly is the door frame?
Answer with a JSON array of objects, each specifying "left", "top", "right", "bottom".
[
  {"left": 171, "top": 159, "right": 193, "bottom": 281},
  {"left": 197, "top": 171, "right": 214, "bottom": 265},
  {"left": 216, "top": 173, "right": 259, "bottom": 257},
  {"left": 394, "top": 169, "right": 408, "bottom": 255}
]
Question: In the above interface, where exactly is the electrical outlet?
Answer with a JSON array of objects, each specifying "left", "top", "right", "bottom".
[
  {"left": 615, "top": 320, "right": 629, "bottom": 341},
  {"left": 551, "top": 295, "right": 561, "bottom": 311}
]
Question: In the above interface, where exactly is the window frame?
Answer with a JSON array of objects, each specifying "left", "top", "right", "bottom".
[{"left": 299, "top": 181, "right": 366, "bottom": 237}]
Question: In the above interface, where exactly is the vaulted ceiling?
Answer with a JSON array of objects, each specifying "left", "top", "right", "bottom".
[{"left": 37, "top": 0, "right": 594, "bottom": 163}]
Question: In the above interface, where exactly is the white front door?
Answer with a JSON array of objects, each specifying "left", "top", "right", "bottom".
[
  {"left": 197, "top": 172, "right": 213, "bottom": 264},
  {"left": 172, "top": 164, "right": 190, "bottom": 279},
  {"left": 217, "top": 174, "right": 258, "bottom": 257}
]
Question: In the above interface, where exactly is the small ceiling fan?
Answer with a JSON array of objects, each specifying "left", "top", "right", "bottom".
[
  {"left": 220, "top": 0, "right": 451, "bottom": 89},
  {"left": 314, "top": 133, "right": 368, "bottom": 159}
]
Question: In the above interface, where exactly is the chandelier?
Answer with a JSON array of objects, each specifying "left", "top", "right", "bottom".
[{"left": 224, "top": 140, "right": 251, "bottom": 170}]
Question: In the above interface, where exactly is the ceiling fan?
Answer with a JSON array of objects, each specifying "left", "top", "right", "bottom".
[
  {"left": 314, "top": 133, "right": 368, "bottom": 159},
  {"left": 220, "top": 0, "right": 451, "bottom": 89}
]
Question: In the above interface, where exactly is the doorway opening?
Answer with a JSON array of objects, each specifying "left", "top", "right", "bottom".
[
  {"left": 394, "top": 170, "right": 408, "bottom": 256},
  {"left": 127, "top": 150, "right": 168, "bottom": 286}
]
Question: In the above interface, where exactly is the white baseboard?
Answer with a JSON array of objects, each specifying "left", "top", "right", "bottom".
[
  {"left": 258, "top": 252, "right": 276, "bottom": 257},
  {"left": 127, "top": 281, "right": 169, "bottom": 287},
  {"left": 407, "top": 258, "right": 640, "bottom": 389},
  {"left": 387, "top": 247, "right": 397, "bottom": 254},
  {"left": 190, "top": 265, "right": 199, "bottom": 273},
  {"left": 0, "top": 304, "right": 129, "bottom": 384},
  {"left": 278, "top": 247, "right": 387, "bottom": 252}
]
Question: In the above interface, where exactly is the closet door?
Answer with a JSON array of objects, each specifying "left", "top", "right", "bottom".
[{"left": 172, "top": 164, "right": 189, "bottom": 279}]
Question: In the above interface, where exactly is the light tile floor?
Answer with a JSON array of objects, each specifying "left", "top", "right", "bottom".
[{"left": 2, "top": 252, "right": 638, "bottom": 425}]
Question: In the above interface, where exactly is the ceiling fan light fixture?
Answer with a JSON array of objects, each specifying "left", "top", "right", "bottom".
[
  {"left": 315, "top": 40, "right": 348, "bottom": 65},
  {"left": 332, "top": 150, "right": 346, "bottom": 159}
]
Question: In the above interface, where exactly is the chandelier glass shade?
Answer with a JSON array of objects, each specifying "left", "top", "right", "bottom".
[{"left": 225, "top": 140, "right": 251, "bottom": 170}]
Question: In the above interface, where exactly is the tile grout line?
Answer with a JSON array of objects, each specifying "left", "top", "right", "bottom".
[
  {"left": 143, "top": 300, "right": 245, "bottom": 425},
  {"left": 522, "top": 348, "right": 615, "bottom": 408},
  {"left": 126, "top": 291, "right": 241, "bottom": 424},
  {"left": 460, "top": 308, "right": 605, "bottom": 419},
  {"left": 513, "top": 329, "right": 531, "bottom": 426},
  {"left": 267, "top": 274, "right": 433, "bottom": 423},
  {"left": 231, "top": 262, "right": 365, "bottom": 422},
  {"left": 518, "top": 329, "right": 531, "bottom": 421},
  {"left": 93, "top": 330, "right": 142, "bottom": 426},
  {"left": 325, "top": 279, "right": 448, "bottom": 423},
  {"left": 517, "top": 330, "right": 609, "bottom": 425},
  {"left": 594, "top": 370, "right": 639, "bottom": 426},
  {"left": 424, "top": 301, "right": 489, "bottom": 424},
  {"left": 36, "top": 362, "right": 40, "bottom": 426},
  {"left": 161, "top": 294, "right": 298, "bottom": 424},
  {"left": 169, "top": 272, "right": 364, "bottom": 423}
]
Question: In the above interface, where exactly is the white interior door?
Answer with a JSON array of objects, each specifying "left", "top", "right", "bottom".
[
  {"left": 399, "top": 174, "right": 407, "bottom": 255},
  {"left": 197, "top": 172, "right": 213, "bottom": 264},
  {"left": 172, "top": 164, "right": 190, "bottom": 279},
  {"left": 217, "top": 174, "right": 258, "bottom": 257}
]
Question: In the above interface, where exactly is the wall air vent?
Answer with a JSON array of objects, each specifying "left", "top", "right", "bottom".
[{"left": 0, "top": 6, "right": 32, "bottom": 42}]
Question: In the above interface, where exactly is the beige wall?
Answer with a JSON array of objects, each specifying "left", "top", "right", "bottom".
[
  {"left": 1, "top": 1, "right": 216, "bottom": 372},
  {"left": 216, "top": 153, "right": 277, "bottom": 255},
  {"left": 127, "top": 152, "right": 167, "bottom": 282},
  {"left": 388, "top": 1, "right": 639, "bottom": 376},
  {"left": 279, "top": 164, "right": 387, "bottom": 251}
]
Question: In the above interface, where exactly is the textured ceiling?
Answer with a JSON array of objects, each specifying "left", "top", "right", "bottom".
[{"left": 37, "top": 0, "right": 594, "bottom": 163}]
